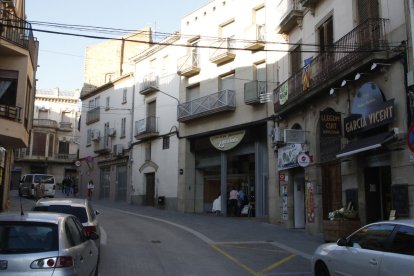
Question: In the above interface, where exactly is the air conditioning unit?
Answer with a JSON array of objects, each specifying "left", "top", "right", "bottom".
[
  {"left": 91, "top": 130, "right": 100, "bottom": 141},
  {"left": 283, "top": 129, "right": 306, "bottom": 144},
  {"left": 113, "top": 144, "right": 124, "bottom": 156},
  {"left": 271, "top": 127, "right": 284, "bottom": 144},
  {"left": 108, "top": 128, "right": 116, "bottom": 137}
]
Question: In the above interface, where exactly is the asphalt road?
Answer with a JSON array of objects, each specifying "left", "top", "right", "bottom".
[{"left": 7, "top": 190, "right": 321, "bottom": 276}]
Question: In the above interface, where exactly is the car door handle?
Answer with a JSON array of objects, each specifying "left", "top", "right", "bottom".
[{"left": 369, "top": 259, "right": 378, "bottom": 265}]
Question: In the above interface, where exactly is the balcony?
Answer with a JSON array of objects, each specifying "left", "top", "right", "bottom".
[
  {"left": 86, "top": 107, "right": 100, "bottom": 125},
  {"left": 209, "top": 38, "right": 236, "bottom": 65},
  {"left": 59, "top": 122, "right": 72, "bottom": 131},
  {"left": 33, "top": 119, "right": 58, "bottom": 129},
  {"left": 0, "top": 104, "right": 21, "bottom": 121},
  {"left": 134, "top": 116, "right": 159, "bottom": 140},
  {"left": 139, "top": 73, "right": 159, "bottom": 95},
  {"left": 94, "top": 136, "right": 111, "bottom": 154},
  {"left": 300, "top": 0, "right": 320, "bottom": 8},
  {"left": 177, "top": 52, "right": 200, "bottom": 77},
  {"left": 0, "top": 9, "right": 39, "bottom": 69},
  {"left": 278, "top": 0, "right": 303, "bottom": 34},
  {"left": 244, "top": 24, "right": 265, "bottom": 50},
  {"left": 177, "top": 89, "right": 236, "bottom": 122},
  {"left": 55, "top": 153, "right": 77, "bottom": 161},
  {"left": 14, "top": 148, "right": 78, "bottom": 162},
  {"left": 273, "top": 19, "right": 391, "bottom": 115},
  {"left": 244, "top": 81, "right": 267, "bottom": 105}
]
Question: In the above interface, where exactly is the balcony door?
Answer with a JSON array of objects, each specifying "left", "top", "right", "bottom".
[
  {"left": 220, "top": 73, "right": 235, "bottom": 92},
  {"left": 357, "top": 0, "right": 379, "bottom": 22}
]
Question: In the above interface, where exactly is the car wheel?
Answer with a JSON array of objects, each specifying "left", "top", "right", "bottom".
[{"left": 315, "top": 261, "right": 330, "bottom": 276}]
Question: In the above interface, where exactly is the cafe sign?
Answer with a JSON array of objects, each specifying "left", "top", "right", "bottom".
[
  {"left": 344, "top": 82, "right": 394, "bottom": 137},
  {"left": 210, "top": 130, "right": 245, "bottom": 151}
]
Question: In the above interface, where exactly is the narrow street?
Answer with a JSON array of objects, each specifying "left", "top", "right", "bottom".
[{"left": 7, "top": 190, "right": 322, "bottom": 276}]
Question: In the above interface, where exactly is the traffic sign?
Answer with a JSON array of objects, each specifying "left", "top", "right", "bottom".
[{"left": 75, "top": 160, "right": 81, "bottom": 167}]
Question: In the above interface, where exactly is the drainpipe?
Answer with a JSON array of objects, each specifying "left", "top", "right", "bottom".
[{"left": 128, "top": 81, "right": 136, "bottom": 204}]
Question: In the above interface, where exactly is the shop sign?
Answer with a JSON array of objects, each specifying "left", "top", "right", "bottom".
[
  {"left": 344, "top": 82, "right": 394, "bottom": 137},
  {"left": 408, "top": 124, "right": 414, "bottom": 153},
  {"left": 297, "top": 152, "right": 310, "bottom": 167},
  {"left": 279, "top": 82, "right": 289, "bottom": 105},
  {"left": 282, "top": 185, "right": 288, "bottom": 220},
  {"left": 320, "top": 109, "right": 341, "bottom": 136},
  {"left": 277, "top": 143, "right": 302, "bottom": 170},
  {"left": 210, "top": 130, "right": 245, "bottom": 151}
]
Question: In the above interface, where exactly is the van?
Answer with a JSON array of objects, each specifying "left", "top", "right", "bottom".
[{"left": 18, "top": 174, "right": 56, "bottom": 198}]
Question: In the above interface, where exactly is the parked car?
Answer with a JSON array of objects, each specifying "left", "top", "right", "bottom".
[
  {"left": 32, "top": 198, "right": 101, "bottom": 249},
  {"left": 313, "top": 219, "right": 414, "bottom": 276},
  {"left": 0, "top": 212, "right": 99, "bottom": 275},
  {"left": 18, "top": 174, "right": 56, "bottom": 198}
]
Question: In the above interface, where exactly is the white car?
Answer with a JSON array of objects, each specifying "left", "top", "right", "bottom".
[
  {"left": 0, "top": 212, "right": 99, "bottom": 275},
  {"left": 18, "top": 174, "right": 56, "bottom": 198},
  {"left": 312, "top": 220, "right": 414, "bottom": 276}
]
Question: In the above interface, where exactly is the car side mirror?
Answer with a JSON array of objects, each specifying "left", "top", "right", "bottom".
[
  {"left": 95, "top": 210, "right": 100, "bottom": 215},
  {"left": 88, "top": 232, "right": 99, "bottom": 240},
  {"left": 337, "top": 238, "right": 349, "bottom": 247}
]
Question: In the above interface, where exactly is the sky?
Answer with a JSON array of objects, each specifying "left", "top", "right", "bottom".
[{"left": 26, "top": 0, "right": 209, "bottom": 90}]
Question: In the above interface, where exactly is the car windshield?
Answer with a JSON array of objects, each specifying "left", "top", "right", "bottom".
[
  {"left": 33, "top": 205, "right": 88, "bottom": 223},
  {"left": 34, "top": 175, "right": 54, "bottom": 184},
  {"left": 0, "top": 222, "right": 58, "bottom": 254}
]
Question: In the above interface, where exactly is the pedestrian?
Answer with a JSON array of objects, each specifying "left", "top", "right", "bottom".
[
  {"left": 238, "top": 187, "right": 247, "bottom": 215},
  {"left": 228, "top": 186, "right": 239, "bottom": 216},
  {"left": 36, "top": 180, "right": 45, "bottom": 200},
  {"left": 87, "top": 180, "right": 94, "bottom": 200},
  {"left": 73, "top": 179, "right": 78, "bottom": 197},
  {"left": 212, "top": 193, "right": 221, "bottom": 215},
  {"left": 65, "top": 177, "right": 72, "bottom": 197}
]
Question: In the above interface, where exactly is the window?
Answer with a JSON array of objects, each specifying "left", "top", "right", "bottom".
[
  {"left": 32, "top": 132, "right": 47, "bottom": 156},
  {"left": 48, "top": 134, "right": 54, "bottom": 157},
  {"left": 61, "top": 111, "right": 70, "bottom": 123},
  {"left": 0, "top": 70, "right": 18, "bottom": 107},
  {"left": 389, "top": 226, "right": 414, "bottom": 256},
  {"left": 59, "top": 141, "right": 70, "bottom": 155},
  {"left": 121, "top": 118, "right": 126, "bottom": 138},
  {"left": 89, "top": 97, "right": 100, "bottom": 110},
  {"left": 348, "top": 224, "right": 395, "bottom": 251},
  {"left": 105, "top": 96, "right": 110, "bottom": 110},
  {"left": 87, "top": 129, "right": 92, "bottom": 145},
  {"left": 187, "top": 84, "right": 200, "bottom": 101},
  {"left": 122, "top": 89, "right": 127, "bottom": 104},
  {"left": 38, "top": 109, "right": 48, "bottom": 119},
  {"left": 220, "top": 73, "right": 235, "bottom": 91},
  {"left": 290, "top": 45, "right": 302, "bottom": 74},
  {"left": 145, "top": 143, "right": 151, "bottom": 161},
  {"left": 220, "top": 20, "right": 235, "bottom": 39},
  {"left": 318, "top": 17, "right": 333, "bottom": 53},
  {"left": 65, "top": 217, "right": 84, "bottom": 247},
  {"left": 162, "top": 136, "right": 170, "bottom": 150}
]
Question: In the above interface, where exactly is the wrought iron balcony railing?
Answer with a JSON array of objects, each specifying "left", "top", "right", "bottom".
[
  {"left": 139, "top": 73, "right": 159, "bottom": 95},
  {"left": 33, "top": 119, "right": 58, "bottom": 128},
  {"left": 177, "top": 52, "right": 200, "bottom": 77},
  {"left": 209, "top": 38, "right": 236, "bottom": 64},
  {"left": 86, "top": 107, "right": 100, "bottom": 125},
  {"left": 273, "top": 18, "right": 390, "bottom": 113},
  {"left": 134, "top": 116, "right": 159, "bottom": 140},
  {"left": 94, "top": 135, "right": 111, "bottom": 154},
  {"left": 244, "top": 80, "right": 267, "bottom": 104},
  {"left": 177, "top": 89, "right": 236, "bottom": 122},
  {"left": 0, "top": 104, "right": 21, "bottom": 121},
  {"left": 59, "top": 122, "right": 72, "bottom": 131},
  {"left": 244, "top": 24, "right": 265, "bottom": 50},
  {"left": 0, "top": 9, "right": 38, "bottom": 68}
]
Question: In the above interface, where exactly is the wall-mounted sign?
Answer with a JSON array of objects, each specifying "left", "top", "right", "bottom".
[
  {"left": 344, "top": 82, "right": 394, "bottom": 137},
  {"left": 408, "top": 124, "right": 414, "bottom": 153},
  {"left": 320, "top": 109, "right": 341, "bottom": 136},
  {"left": 210, "top": 130, "right": 245, "bottom": 151},
  {"left": 297, "top": 152, "right": 311, "bottom": 167},
  {"left": 277, "top": 143, "right": 303, "bottom": 170},
  {"left": 306, "top": 182, "right": 315, "bottom": 223}
]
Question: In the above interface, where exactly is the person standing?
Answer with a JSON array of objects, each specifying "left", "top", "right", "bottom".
[
  {"left": 87, "top": 180, "right": 94, "bottom": 200},
  {"left": 228, "top": 186, "right": 239, "bottom": 216}
]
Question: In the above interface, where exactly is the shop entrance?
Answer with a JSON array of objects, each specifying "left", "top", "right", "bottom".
[
  {"left": 364, "top": 166, "right": 391, "bottom": 223},
  {"left": 293, "top": 172, "right": 305, "bottom": 228}
]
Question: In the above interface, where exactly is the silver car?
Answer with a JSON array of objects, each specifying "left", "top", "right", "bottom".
[
  {"left": 313, "top": 220, "right": 414, "bottom": 276},
  {"left": 0, "top": 212, "right": 99, "bottom": 275},
  {"left": 32, "top": 198, "right": 101, "bottom": 250}
]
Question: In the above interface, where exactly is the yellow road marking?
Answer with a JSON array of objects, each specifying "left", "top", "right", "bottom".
[
  {"left": 218, "top": 243, "right": 286, "bottom": 253},
  {"left": 210, "top": 243, "right": 258, "bottom": 275},
  {"left": 259, "top": 254, "right": 296, "bottom": 274}
]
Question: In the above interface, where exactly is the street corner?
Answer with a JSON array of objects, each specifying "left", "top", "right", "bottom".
[{"left": 210, "top": 241, "right": 312, "bottom": 276}]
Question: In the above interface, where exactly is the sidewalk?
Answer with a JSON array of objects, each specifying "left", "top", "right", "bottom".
[{"left": 6, "top": 189, "right": 325, "bottom": 259}]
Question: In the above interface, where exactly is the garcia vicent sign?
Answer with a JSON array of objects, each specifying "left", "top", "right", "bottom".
[
  {"left": 344, "top": 82, "right": 394, "bottom": 137},
  {"left": 210, "top": 130, "right": 245, "bottom": 151}
]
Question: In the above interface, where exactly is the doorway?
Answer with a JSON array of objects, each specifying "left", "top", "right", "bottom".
[
  {"left": 364, "top": 166, "right": 391, "bottom": 223},
  {"left": 116, "top": 165, "right": 127, "bottom": 201},
  {"left": 145, "top": 173, "right": 155, "bottom": 206},
  {"left": 293, "top": 172, "right": 305, "bottom": 228}
]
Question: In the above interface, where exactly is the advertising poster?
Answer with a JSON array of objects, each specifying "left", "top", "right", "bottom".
[
  {"left": 282, "top": 185, "right": 288, "bottom": 220},
  {"left": 306, "top": 181, "right": 315, "bottom": 223}
]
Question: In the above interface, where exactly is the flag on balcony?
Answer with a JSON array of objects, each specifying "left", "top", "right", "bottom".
[{"left": 303, "top": 56, "right": 313, "bottom": 91}]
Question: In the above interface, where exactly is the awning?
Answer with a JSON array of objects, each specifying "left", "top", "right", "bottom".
[{"left": 336, "top": 131, "right": 396, "bottom": 158}]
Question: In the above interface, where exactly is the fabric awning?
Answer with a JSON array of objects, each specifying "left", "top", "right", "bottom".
[{"left": 336, "top": 131, "right": 396, "bottom": 158}]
